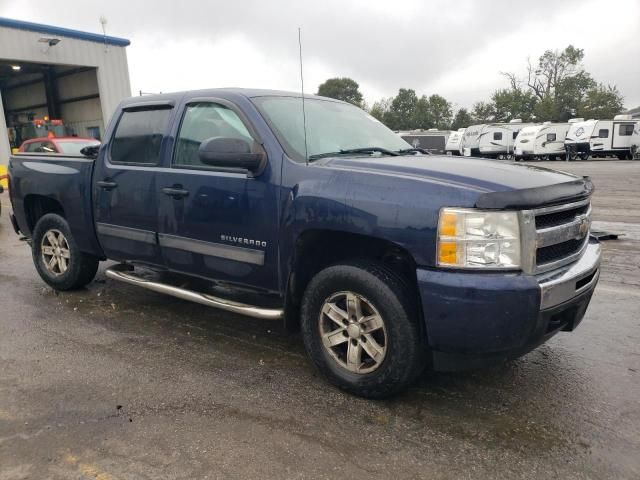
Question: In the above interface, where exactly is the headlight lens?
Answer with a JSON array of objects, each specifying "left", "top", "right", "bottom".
[{"left": 437, "top": 208, "right": 521, "bottom": 269}]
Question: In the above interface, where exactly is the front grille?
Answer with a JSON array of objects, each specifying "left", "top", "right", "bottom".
[
  {"left": 535, "top": 204, "right": 589, "bottom": 229},
  {"left": 536, "top": 238, "right": 585, "bottom": 265},
  {"left": 532, "top": 199, "right": 591, "bottom": 272}
]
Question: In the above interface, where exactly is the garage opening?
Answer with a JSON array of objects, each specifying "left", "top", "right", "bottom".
[{"left": 0, "top": 59, "right": 104, "bottom": 154}]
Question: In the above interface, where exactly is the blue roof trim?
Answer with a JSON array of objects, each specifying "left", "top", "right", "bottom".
[{"left": 0, "top": 17, "right": 130, "bottom": 47}]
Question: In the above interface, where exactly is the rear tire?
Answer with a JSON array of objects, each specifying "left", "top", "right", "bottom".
[
  {"left": 32, "top": 213, "right": 99, "bottom": 291},
  {"left": 300, "top": 261, "right": 425, "bottom": 398}
]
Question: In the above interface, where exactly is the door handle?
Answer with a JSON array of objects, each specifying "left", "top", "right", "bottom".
[
  {"left": 162, "top": 187, "right": 190, "bottom": 199},
  {"left": 97, "top": 180, "right": 118, "bottom": 190}
]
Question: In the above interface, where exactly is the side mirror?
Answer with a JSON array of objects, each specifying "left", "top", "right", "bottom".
[
  {"left": 81, "top": 145, "right": 100, "bottom": 158},
  {"left": 198, "top": 137, "right": 265, "bottom": 172}
]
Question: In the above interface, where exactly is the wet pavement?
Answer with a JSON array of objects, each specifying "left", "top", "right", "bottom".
[{"left": 0, "top": 160, "right": 639, "bottom": 479}]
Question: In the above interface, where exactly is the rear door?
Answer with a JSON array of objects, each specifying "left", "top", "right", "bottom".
[
  {"left": 93, "top": 104, "right": 174, "bottom": 265},
  {"left": 612, "top": 122, "right": 636, "bottom": 149},
  {"left": 156, "top": 98, "right": 280, "bottom": 291}
]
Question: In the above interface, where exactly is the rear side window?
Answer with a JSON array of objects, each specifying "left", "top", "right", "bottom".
[
  {"left": 110, "top": 108, "right": 171, "bottom": 164},
  {"left": 547, "top": 133, "right": 557, "bottom": 142},
  {"left": 598, "top": 129, "right": 609, "bottom": 138},
  {"left": 619, "top": 124, "right": 634, "bottom": 136},
  {"left": 493, "top": 132, "right": 502, "bottom": 141}
]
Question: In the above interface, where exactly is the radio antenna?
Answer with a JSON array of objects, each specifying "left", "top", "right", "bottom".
[{"left": 298, "top": 27, "right": 309, "bottom": 165}]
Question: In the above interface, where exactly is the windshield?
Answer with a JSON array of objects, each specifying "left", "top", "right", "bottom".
[
  {"left": 252, "top": 96, "right": 411, "bottom": 162},
  {"left": 55, "top": 140, "right": 100, "bottom": 155}
]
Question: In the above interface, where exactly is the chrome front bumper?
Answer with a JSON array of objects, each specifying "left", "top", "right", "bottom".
[{"left": 538, "top": 238, "right": 601, "bottom": 310}]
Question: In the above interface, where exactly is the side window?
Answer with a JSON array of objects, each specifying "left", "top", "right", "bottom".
[
  {"left": 619, "top": 124, "right": 634, "bottom": 136},
  {"left": 512, "top": 131, "right": 518, "bottom": 140},
  {"left": 24, "top": 142, "right": 42, "bottom": 152},
  {"left": 174, "top": 102, "right": 254, "bottom": 168},
  {"left": 39, "top": 142, "right": 57, "bottom": 153},
  {"left": 547, "top": 133, "right": 557, "bottom": 142},
  {"left": 598, "top": 129, "right": 609, "bottom": 138},
  {"left": 29, "top": 141, "right": 56, "bottom": 153},
  {"left": 110, "top": 108, "right": 171, "bottom": 165},
  {"left": 493, "top": 132, "right": 502, "bottom": 141}
]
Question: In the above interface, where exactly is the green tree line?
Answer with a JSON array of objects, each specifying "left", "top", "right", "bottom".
[{"left": 316, "top": 46, "right": 626, "bottom": 131}]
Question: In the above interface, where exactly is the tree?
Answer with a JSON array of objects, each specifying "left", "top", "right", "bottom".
[
  {"left": 426, "top": 94, "right": 453, "bottom": 130},
  {"left": 451, "top": 108, "right": 473, "bottom": 130},
  {"left": 384, "top": 88, "right": 418, "bottom": 130},
  {"left": 491, "top": 88, "right": 537, "bottom": 122},
  {"left": 369, "top": 97, "right": 392, "bottom": 122},
  {"left": 412, "top": 95, "right": 432, "bottom": 129},
  {"left": 503, "top": 45, "right": 598, "bottom": 121},
  {"left": 471, "top": 101, "right": 495, "bottom": 123},
  {"left": 578, "top": 84, "right": 625, "bottom": 119},
  {"left": 317, "top": 78, "right": 364, "bottom": 106}
]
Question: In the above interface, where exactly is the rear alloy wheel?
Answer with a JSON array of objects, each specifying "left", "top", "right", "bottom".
[
  {"left": 40, "top": 229, "right": 71, "bottom": 276},
  {"left": 32, "top": 213, "right": 99, "bottom": 291}
]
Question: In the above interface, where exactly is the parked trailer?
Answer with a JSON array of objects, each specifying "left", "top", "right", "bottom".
[
  {"left": 478, "top": 120, "right": 533, "bottom": 159},
  {"left": 513, "top": 122, "right": 572, "bottom": 161},
  {"left": 444, "top": 128, "right": 466, "bottom": 155},
  {"left": 399, "top": 129, "right": 452, "bottom": 154},
  {"left": 565, "top": 115, "right": 640, "bottom": 160},
  {"left": 461, "top": 124, "right": 487, "bottom": 157}
]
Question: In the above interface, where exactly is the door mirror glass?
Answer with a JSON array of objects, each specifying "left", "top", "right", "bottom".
[{"left": 198, "top": 137, "right": 264, "bottom": 171}]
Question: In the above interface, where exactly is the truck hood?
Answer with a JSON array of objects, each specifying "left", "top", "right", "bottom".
[{"left": 316, "top": 154, "right": 593, "bottom": 209}]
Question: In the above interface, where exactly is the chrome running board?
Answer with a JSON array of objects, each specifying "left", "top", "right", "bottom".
[{"left": 105, "top": 264, "right": 283, "bottom": 320}]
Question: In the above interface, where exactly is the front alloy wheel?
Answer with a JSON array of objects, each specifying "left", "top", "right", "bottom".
[
  {"left": 300, "top": 262, "right": 425, "bottom": 398},
  {"left": 319, "top": 291, "right": 387, "bottom": 374}
]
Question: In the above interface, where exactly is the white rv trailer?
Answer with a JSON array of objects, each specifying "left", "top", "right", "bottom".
[
  {"left": 399, "top": 129, "right": 452, "bottom": 154},
  {"left": 565, "top": 115, "right": 640, "bottom": 160},
  {"left": 460, "top": 124, "right": 487, "bottom": 157},
  {"left": 513, "top": 122, "right": 572, "bottom": 161},
  {"left": 478, "top": 120, "right": 533, "bottom": 158},
  {"left": 444, "top": 128, "right": 466, "bottom": 155}
]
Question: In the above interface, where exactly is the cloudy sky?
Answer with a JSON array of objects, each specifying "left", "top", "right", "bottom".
[{"left": 1, "top": 0, "right": 639, "bottom": 109}]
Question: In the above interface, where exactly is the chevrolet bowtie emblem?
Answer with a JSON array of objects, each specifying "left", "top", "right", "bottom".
[{"left": 576, "top": 215, "right": 591, "bottom": 238}]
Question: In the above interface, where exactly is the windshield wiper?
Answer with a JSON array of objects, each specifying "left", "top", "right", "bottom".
[
  {"left": 395, "top": 148, "right": 431, "bottom": 155},
  {"left": 308, "top": 147, "right": 401, "bottom": 161}
]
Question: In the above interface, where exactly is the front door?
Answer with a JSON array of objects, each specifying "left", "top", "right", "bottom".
[
  {"left": 156, "top": 100, "right": 280, "bottom": 292},
  {"left": 93, "top": 105, "right": 173, "bottom": 265}
]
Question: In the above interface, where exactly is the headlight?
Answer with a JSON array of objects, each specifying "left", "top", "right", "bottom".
[{"left": 437, "top": 208, "right": 521, "bottom": 269}]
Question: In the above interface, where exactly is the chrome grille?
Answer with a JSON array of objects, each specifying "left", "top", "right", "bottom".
[
  {"left": 535, "top": 203, "right": 589, "bottom": 229},
  {"left": 520, "top": 198, "right": 592, "bottom": 274}
]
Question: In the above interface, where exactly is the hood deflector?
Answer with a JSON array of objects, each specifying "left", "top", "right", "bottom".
[{"left": 475, "top": 176, "right": 594, "bottom": 210}]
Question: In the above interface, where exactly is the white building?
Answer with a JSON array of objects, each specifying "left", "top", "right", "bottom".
[{"left": 0, "top": 17, "right": 132, "bottom": 180}]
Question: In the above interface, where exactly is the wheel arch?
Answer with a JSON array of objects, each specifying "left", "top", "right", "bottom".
[
  {"left": 23, "top": 194, "right": 66, "bottom": 234},
  {"left": 283, "top": 229, "right": 421, "bottom": 332}
]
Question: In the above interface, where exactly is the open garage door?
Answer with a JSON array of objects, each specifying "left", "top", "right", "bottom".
[{"left": 0, "top": 59, "right": 105, "bottom": 159}]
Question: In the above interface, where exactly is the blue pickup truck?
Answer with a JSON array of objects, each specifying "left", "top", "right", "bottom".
[{"left": 7, "top": 89, "right": 601, "bottom": 397}]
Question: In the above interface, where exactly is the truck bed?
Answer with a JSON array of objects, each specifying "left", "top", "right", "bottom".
[{"left": 9, "top": 153, "right": 104, "bottom": 257}]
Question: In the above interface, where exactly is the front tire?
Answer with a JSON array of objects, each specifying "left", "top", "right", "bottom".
[
  {"left": 32, "top": 214, "right": 99, "bottom": 291},
  {"left": 300, "top": 261, "right": 425, "bottom": 398}
]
